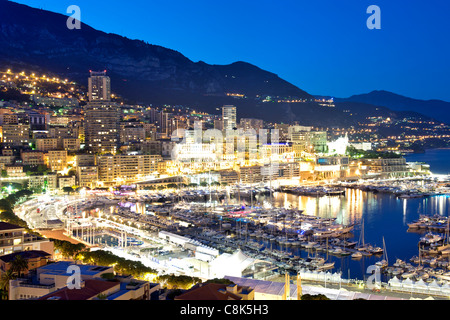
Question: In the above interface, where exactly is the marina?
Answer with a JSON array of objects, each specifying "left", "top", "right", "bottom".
[{"left": 14, "top": 158, "right": 450, "bottom": 296}]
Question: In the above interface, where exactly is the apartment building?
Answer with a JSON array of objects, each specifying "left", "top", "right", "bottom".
[
  {"left": 77, "top": 166, "right": 98, "bottom": 189},
  {"left": 97, "top": 153, "right": 162, "bottom": 185},
  {"left": 9, "top": 261, "right": 158, "bottom": 301},
  {"left": 0, "top": 222, "right": 54, "bottom": 256},
  {"left": 35, "top": 138, "right": 58, "bottom": 152},
  {"left": 46, "top": 150, "right": 67, "bottom": 172},
  {"left": 1, "top": 123, "right": 29, "bottom": 146},
  {"left": 21, "top": 151, "right": 45, "bottom": 166}
]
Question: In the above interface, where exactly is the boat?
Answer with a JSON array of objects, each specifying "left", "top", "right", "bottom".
[
  {"left": 316, "top": 262, "right": 335, "bottom": 271},
  {"left": 401, "top": 270, "right": 417, "bottom": 279},
  {"left": 342, "top": 240, "right": 358, "bottom": 247},
  {"left": 393, "top": 259, "right": 406, "bottom": 268},
  {"left": 420, "top": 232, "right": 443, "bottom": 245},
  {"left": 351, "top": 251, "right": 362, "bottom": 259},
  {"left": 303, "top": 257, "right": 325, "bottom": 267},
  {"left": 407, "top": 221, "right": 422, "bottom": 229},
  {"left": 375, "top": 260, "right": 388, "bottom": 268},
  {"left": 355, "top": 219, "right": 372, "bottom": 254},
  {"left": 368, "top": 245, "right": 384, "bottom": 255},
  {"left": 330, "top": 247, "right": 343, "bottom": 255},
  {"left": 392, "top": 268, "right": 404, "bottom": 276},
  {"left": 303, "top": 241, "right": 318, "bottom": 249},
  {"left": 374, "top": 237, "right": 388, "bottom": 268}
]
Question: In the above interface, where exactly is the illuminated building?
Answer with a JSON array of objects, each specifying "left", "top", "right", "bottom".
[
  {"left": 84, "top": 71, "right": 120, "bottom": 154},
  {"left": 290, "top": 130, "right": 328, "bottom": 154},
  {"left": 327, "top": 134, "right": 349, "bottom": 155},
  {"left": 77, "top": 165, "right": 98, "bottom": 189},
  {"left": 97, "top": 153, "right": 162, "bottom": 185},
  {"left": 5, "top": 165, "right": 25, "bottom": 177},
  {"left": 239, "top": 118, "right": 264, "bottom": 131},
  {"left": 218, "top": 169, "right": 239, "bottom": 185},
  {"left": 361, "top": 158, "right": 409, "bottom": 178},
  {"left": 84, "top": 101, "right": 120, "bottom": 154},
  {"left": 222, "top": 105, "right": 237, "bottom": 131},
  {"left": 46, "top": 150, "right": 67, "bottom": 172},
  {"left": 58, "top": 175, "right": 76, "bottom": 189},
  {"left": 349, "top": 142, "right": 372, "bottom": 151},
  {"left": 62, "top": 138, "right": 80, "bottom": 152},
  {"left": 120, "top": 124, "right": 146, "bottom": 144},
  {"left": 35, "top": 138, "right": 58, "bottom": 152},
  {"left": 48, "top": 126, "right": 79, "bottom": 139},
  {"left": 139, "top": 140, "right": 162, "bottom": 155},
  {"left": 88, "top": 71, "right": 111, "bottom": 102},
  {"left": 240, "top": 166, "right": 262, "bottom": 184},
  {"left": 274, "top": 123, "right": 290, "bottom": 141},
  {"left": 10, "top": 261, "right": 157, "bottom": 301},
  {"left": 21, "top": 150, "right": 45, "bottom": 166},
  {"left": 0, "top": 222, "right": 54, "bottom": 256},
  {"left": 28, "top": 175, "right": 47, "bottom": 191},
  {"left": 314, "top": 156, "right": 349, "bottom": 179},
  {"left": 1, "top": 123, "right": 29, "bottom": 146}
]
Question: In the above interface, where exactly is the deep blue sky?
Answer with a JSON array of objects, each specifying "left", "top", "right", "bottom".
[{"left": 13, "top": 0, "right": 450, "bottom": 101}]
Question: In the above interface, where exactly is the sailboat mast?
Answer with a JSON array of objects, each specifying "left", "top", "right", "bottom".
[{"left": 362, "top": 219, "right": 365, "bottom": 247}]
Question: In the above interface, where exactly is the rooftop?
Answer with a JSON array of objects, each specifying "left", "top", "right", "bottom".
[
  {"left": 0, "top": 250, "right": 51, "bottom": 263},
  {"left": 37, "top": 261, "right": 112, "bottom": 276},
  {"left": 37, "top": 279, "right": 119, "bottom": 300},
  {"left": 0, "top": 221, "right": 25, "bottom": 231},
  {"left": 175, "top": 283, "right": 245, "bottom": 301}
]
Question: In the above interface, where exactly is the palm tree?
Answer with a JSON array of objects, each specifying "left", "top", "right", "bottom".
[
  {"left": 10, "top": 255, "right": 29, "bottom": 278},
  {"left": 0, "top": 269, "right": 16, "bottom": 299}
]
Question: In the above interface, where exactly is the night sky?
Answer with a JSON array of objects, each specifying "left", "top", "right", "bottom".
[{"left": 12, "top": 0, "right": 450, "bottom": 101}]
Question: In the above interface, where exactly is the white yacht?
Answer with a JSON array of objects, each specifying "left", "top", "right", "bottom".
[{"left": 420, "top": 232, "right": 443, "bottom": 244}]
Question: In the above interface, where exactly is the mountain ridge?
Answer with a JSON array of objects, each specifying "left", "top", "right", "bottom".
[
  {"left": 0, "top": 1, "right": 445, "bottom": 126},
  {"left": 335, "top": 90, "right": 450, "bottom": 124},
  {"left": 0, "top": 0, "right": 313, "bottom": 120}
]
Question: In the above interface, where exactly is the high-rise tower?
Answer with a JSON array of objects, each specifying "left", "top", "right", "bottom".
[
  {"left": 88, "top": 70, "right": 111, "bottom": 102},
  {"left": 222, "top": 105, "right": 237, "bottom": 131},
  {"left": 84, "top": 71, "right": 120, "bottom": 154}
]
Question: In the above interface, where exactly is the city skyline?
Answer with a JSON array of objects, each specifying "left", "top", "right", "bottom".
[{"left": 10, "top": 0, "right": 450, "bottom": 102}]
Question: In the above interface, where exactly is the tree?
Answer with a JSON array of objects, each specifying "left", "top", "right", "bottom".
[
  {"left": 75, "top": 249, "right": 157, "bottom": 279},
  {"left": 100, "top": 273, "right": 116, "bottom": 281},
  {"left": 301, "top": 294, "right": 330, "bottom": 300},
  {"left": 156, "top": 274, "right": 202, "bottom": 290},
  {"left": 0, "top": 270, "right": 16, "bottom": 300},
  {"left": 166, "top": 289, "right": 185, "bottom": 300},
  {"left": 204, "top": 278, "right": 235, "bottom": 285},
  {"left": 10, "top": 255, "right": 29, "bottom": 278},
  {"left": 96, "top": 293, "right": 108, "bottom": 300},
  {"left": 62, "top": 186, "right": 74, "bottom": 195},
  {"left": 51, "top": 239, "right": 86, "bottom": 259}
]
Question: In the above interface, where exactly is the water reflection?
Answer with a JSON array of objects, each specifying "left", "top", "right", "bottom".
[
  {"left": 270, "top": 188, "right": 364, "bottom": 226},
  {"left": 269, "top": 189, "right": 450, "bottom": 227},
  {"left": 264, "top": 189, "right": 450, "bottom": 280}
]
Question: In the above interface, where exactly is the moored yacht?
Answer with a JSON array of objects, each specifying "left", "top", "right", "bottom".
[{"left": 420, "top": 232, "right": 443, "bottom": 245}]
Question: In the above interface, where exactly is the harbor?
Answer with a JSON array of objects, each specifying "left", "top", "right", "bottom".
[{"left": 15, "top": 173, "right": 450, "bottom": 298}]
